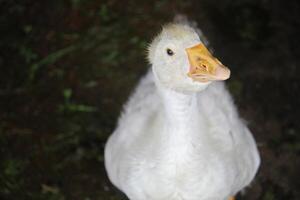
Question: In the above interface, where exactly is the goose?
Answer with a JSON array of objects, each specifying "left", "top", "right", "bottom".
[{"left": 104, "top": 21, "right": 260, "bottom": 200}]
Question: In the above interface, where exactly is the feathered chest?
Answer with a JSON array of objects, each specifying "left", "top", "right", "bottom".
[
  {"left": 124, "top": 111, "right": 235, "bottom": 199},
  {"left": 127, "top": 136, "right": 235, "bottom": 200}
]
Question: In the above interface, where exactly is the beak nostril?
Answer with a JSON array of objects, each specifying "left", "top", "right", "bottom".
[{"left": 202, "top": 64, "right": 208, "bottom": 71}]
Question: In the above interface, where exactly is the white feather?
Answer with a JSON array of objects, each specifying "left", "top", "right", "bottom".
[{"left": 105, "top": 22, "right": 260, "bottom": 200}]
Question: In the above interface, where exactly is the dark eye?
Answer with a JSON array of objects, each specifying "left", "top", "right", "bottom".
[{"left": 166, "top": 48, "right": 174, "bottom": 56}]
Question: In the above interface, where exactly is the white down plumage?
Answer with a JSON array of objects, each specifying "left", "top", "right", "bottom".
[{"left": 105, "top": 22, "right": 260, "bottom": 200}]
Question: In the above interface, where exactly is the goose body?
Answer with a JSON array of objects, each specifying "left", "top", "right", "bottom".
[{"left": 105, "top": 22, "right": 260, "bottom": 200}]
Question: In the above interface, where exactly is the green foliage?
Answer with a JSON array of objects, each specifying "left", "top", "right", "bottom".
[
  {"left": 28, "top": 45, "right": 79, "bottom": 83},
  {"left": 71, "top": 0, "right": 84, "bottom": 9},
  {"left": 0, "top": 159, "right": 27, "bottom": 195},
  {"left": 99, "top": 4, "right": 110, "bottom": 21},
  {"left": 41, "top": 184, "right": 65, "bottom": 200},
  {"left": 3, "top": 159, "right": 24, "bottom": 178},
  {"left": 59, "top": 88, "right": 97, "bottom": 113},
  {"left": 19, "top": 45, "right": 38, "bottom": 64},
  {"left": 263, "top": 190, "right": 276, "bottom": 200}
]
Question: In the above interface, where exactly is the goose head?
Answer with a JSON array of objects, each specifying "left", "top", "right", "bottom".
[{"left": 148, "top": 23, "right": 230, "bottom": 93}]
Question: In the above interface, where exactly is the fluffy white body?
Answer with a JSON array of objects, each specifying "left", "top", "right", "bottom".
[{"left": 105, "top": 23, "right": 260, "bottom": 200}]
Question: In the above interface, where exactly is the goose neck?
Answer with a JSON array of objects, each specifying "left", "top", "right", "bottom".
[{"left": 159, "top": 88, "right": 199, "bottom": 131}]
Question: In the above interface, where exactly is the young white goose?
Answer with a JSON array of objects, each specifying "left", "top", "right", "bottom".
[{"left": 105, "top": 23, "right": 260, "bottom": 200}]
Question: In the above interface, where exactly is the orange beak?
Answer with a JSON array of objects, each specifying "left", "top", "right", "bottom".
[{"left": 186, "top": 44, "right": 230, "bottom": 82}]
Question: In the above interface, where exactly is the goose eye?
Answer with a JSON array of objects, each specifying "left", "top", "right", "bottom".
[{"left": 166, "top": 48, "right": 174, "bottom": 56}]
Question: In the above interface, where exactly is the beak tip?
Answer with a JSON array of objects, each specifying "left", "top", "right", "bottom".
[{"left": 215, "top": 66, "right": 231, "bottom": 80}]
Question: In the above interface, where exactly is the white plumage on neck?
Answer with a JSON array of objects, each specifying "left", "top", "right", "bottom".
[
  {"left": 158, "top": 87, "right": 200, "bottom": 164},
  {"left": 159, "top": 87, "right": 196, "bottom": 130}
]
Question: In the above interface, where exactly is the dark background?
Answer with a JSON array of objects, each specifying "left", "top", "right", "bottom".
[{"left": 0, "top": 0, "right": 299, "bottom": 199}]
